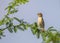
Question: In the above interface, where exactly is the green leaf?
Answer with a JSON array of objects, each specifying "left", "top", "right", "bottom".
[
  {"left": 36, "top": 29, "right": 40, "bottom": 38},
  {"left": 17, "top": 25, "right": 24, "bottom": 31},
  {"left": 14, "top": 17, "right": 21, "bottom": 23},
  {"left": 5, "top": 6, "right": 13, "bottom": 10},
  {"left": 0, "top": 30, "right": 3, "bottom": 35},
  {"left": 48, "top": 26, "right": 54, "bottom": 29},
  {"left": 0, "top": 20, "right": 3, "bottom": 26},
  {"left": 41, "top": 32, "right": 47, "bottom": 41},
  {"left": 34, "top": 22, "right": 38, "bottom": 27},
  {"left": 31, "top": 29, "right": 36, "bottom": 35},
  {"left": 22, "top": 24, "right": 27, "bottom": 30},
  {"left": 45, "top": 37, "right": 51, "bottom": 43},
  {"left": 7, "top": 20, "right": 13, "bottom": 33},
  {"left": 14, "top": 26, "right": 17, "bottom": 33},
  {"left": 47, "top": 26, "right": 57, "bottom": 32},
  {"left": 8, "top": 28, "right": 13, "bottom": 33},
  {"left": 48, "top": 28, "right": 57, "bottom": 32},
  {"left": 25, "top": 24, "right": 29, "bottom": 29}
]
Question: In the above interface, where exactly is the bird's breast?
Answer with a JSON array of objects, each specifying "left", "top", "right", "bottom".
[{"left": 38, "top": 17, "right": 43, "bottom": 23}]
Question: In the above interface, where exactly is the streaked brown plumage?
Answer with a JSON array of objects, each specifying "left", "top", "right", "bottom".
[{"left": 37, "top": 13, "right": 45, "bottom": 32}]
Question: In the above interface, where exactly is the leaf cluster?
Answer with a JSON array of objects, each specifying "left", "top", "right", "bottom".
[
  {"left": 0, "top": 0, "right": 29, "bottom": 38},
  {"left": 5, "top": 0, "right": 29, "bottom": 15}
]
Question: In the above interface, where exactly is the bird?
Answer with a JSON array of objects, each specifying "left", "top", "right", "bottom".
[{"left": 37, "top": 13, "right": 45, "bottom": 32}]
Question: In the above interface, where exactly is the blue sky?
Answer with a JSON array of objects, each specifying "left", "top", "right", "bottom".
[{"left": 0, "top": 0, "right": 60, "bottom": 43}]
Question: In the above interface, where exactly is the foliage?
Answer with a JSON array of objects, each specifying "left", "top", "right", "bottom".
[
  {"left": 0, "top": 0, "right": 29, "bottom": 38},
  {"left": 0, "top": 0, "right": 60, "bottom": 43},
  {"left": 30, "top": 23, "right": 60, "bottom": 43}
]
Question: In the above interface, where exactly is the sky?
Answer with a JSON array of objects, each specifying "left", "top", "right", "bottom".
[{"left": 0, "top": 0, "right": 60, "bottom": 43}]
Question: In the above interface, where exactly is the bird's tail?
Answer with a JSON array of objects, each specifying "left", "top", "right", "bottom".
[{"left": 41, "top": 28, "right": 45, "bottom": 32}]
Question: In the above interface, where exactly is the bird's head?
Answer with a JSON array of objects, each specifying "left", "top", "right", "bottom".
[{"left": 37, "top": 13, "right": 43, "bottom": 17}]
